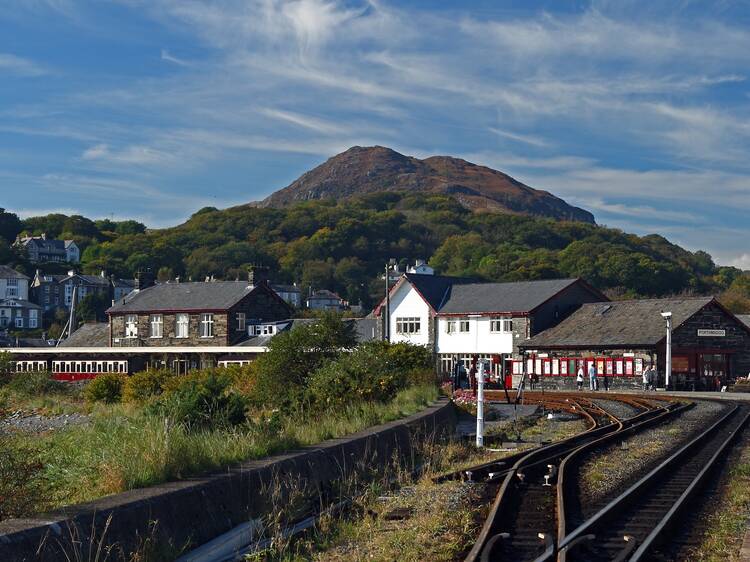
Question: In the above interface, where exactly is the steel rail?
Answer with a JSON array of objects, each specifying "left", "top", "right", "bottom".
[
  {"left": 464, "top": 400, "right": 629, "bottom": 562},
  {"left": 557, "top": 402, "right": 748, "bottom": 561},
  {"left": 464, "top": 397, "right": 684, "bottom": 562},
  {"left": 555, "top": 400, "right": 692, "bottom": 559}
]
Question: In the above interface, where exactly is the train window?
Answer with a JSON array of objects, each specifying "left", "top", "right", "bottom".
[
  {"left": 97, "top": 362, "right": 103, "bottom": 372},
  {"left": 65, "top": 361, "right": 72, "bottom": 373}
]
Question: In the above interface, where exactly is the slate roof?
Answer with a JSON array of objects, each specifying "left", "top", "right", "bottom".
[
  {"left": 0, "top": 265, "right": 29, "bottom": 280},
  {"left": 521, "top": 296, "right": 716, "bottom": 349},
  {"left": 402, "top": 273, "right": 477, "bottom": 311},
  {"left": 738, "top": 315, "right": 750, "bottom": 329},
  {"left": 59, "top": 323, "right": 109, "bottom": 347},
  {"left": 438, "top": 278, "right": 584, "bottom": 315},
  {"left": 107, "top": 281, "right": 260, "bottom": 313},
  {"left": 0, "top": 298, "right": 42, "bottom": 310}
]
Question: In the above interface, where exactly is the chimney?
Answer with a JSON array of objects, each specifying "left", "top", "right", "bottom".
[
  {"left": 67, "top": 269, "right": 75, "bottom": 277},
  {"left": 100, "top": 270, "right": 106, "bottom": 278},
  {"left": 135, "top": 268, "right": 156, "bottom": 292},
  {"left": 248, "top": 265, "right": 270, "bottom": 287},
  {"left": 41, "top": 232, "right": 47, "bottom": 240}
]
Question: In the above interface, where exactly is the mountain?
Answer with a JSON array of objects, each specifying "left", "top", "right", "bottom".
[{"left": 260, "top": 146, "right": 595, "bottom": 223}]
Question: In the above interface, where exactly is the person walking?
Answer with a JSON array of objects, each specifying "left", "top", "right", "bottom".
[
  {"left": 642, "top": 366, "right": 650, "bottom": 391},
  {"left": 576, "top": 367, "right": 584, "bottom": 391},
  {"left": 588, "top": 362, "right": 598, "bottom": 391}
]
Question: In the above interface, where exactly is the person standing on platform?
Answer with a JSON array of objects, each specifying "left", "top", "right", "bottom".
[
  {"left": 576, "top": 367, "right": 584, "bottom": 391},
  {"left": 588, "top": 362, "right": 598, "bottom": 391},
  {"left": 642, "top": 366, "right": 650, "bottom": 391}
]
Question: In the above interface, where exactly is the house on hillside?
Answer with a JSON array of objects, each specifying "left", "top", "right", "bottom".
[
  {"left": 59, "top": 271, "right": 111, "bottom": 307},
  {"left": 520, "top": 297, "right": 750, "bottom": 391},
  {"left": 271, "top": 284, "right": 302, "bottom": 308},
  {"left": 0, "top": 266, "right": 30, "bottom": 301},
  {"left": 15, "top": 234, "right": 79, "bottom": 263},
  {"left": 306, "top": 289, "right": 347, "bottom": 311},
  {"left": 107, "top": 279, "right": 294, "bottom": 347},
  {"left": 375, "top": 273, "right": 606, "bottom": 380},
  {"left": 0, "top": 298, "right": 42, "bottom": 330}
]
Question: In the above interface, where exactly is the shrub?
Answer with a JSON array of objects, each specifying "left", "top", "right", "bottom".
[
  {"left": 5, "top": 371, "right": 67, "bottom": 397},
  {"left": 307, "top": 341, "right": 433, "bottom": 408},
  {"left": 149, "top": 372, "right": 247, "bottom": 430},
  {"left": 252, "top": 314, "right": 358, "bottom": 408},
  {"left": 84, "top": 373, "right": 125, "bottom": 403},
  {"left": 123, "top": 369, "right": 175, "bottom": 403},
  {"left": 0, "top": 436, "right": 48, "bottom": 519}
]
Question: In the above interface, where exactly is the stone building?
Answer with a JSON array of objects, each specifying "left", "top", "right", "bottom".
[
  {"left": 107, "top": 280, "right": 293, "bottom": 347},
  {"left": 519, "top": 296, "right": 750, "bottom": 391},
  {"left": 15, "top": 235, "right": 79, "bottom": 263}
]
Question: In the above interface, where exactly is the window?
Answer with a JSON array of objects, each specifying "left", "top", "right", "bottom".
[
  {"left": 236, "top": 312, "right": 246, "bottom": 331},
  {"left": 199, "top": 313, "right": 214, "bottom": 337},
  {"left": 125, "top": 314, "right": 138, "bottom": 338},
  {"left": 458, "top": 320, "right": 470, "bottom": 333},
  {"left": 395, "top": 317, "right": 420, "bottom": 334},
  {"left": 29, "top": 310, "right": 38, "bottom": 329},
  {"left": 446, "top": 321, "right": 456, "bottom": 334},
  {"left": 150, "top": 314, "right": 163, "bottom": 338},
  {"left": 15, "top": 317, "right": 23, "bottom": 328},
  {"left": 176, "top": 314, "right": 189, "bottom": 338},
  {"left": 491, "top": 318, "right": 513, "bottom": 332},
  {"left": 261, "top": 324, "right": 275, "bottom": 336},
  {"left": 6, "top": 278, "right": 18, "bottom": 298}
]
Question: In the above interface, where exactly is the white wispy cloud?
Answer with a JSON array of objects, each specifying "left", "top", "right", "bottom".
[
  {"left": 160, "top": 48, "right": 190, "bottom": 66},
  {"left": 0, "top": 53, "right": 47, "bottom": 76}
]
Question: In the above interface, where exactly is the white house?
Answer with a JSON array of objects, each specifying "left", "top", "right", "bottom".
[
  {"left": 376, "top": 273, "right": 606, "bottom": 381},
  {"left": 0, "top": 266, "right": 30, "bottom": 301}
]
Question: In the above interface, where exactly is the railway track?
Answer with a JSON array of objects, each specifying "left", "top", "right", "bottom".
[
  {"left": 462, "top": 395, "right": 749, "bottom": 562},
  {"left": 557, "top": 401, "right": 750, "bottom": 562}
]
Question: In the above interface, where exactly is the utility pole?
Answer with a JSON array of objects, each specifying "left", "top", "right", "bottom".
[{"left": 661, "top": 311, "right": 672, "bottom": 389}]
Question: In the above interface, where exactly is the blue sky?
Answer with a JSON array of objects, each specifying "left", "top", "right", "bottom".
[{"left": 2, "top": 1, "right": 750, "bottom": 268}]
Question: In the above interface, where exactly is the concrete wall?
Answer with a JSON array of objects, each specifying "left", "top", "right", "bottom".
[{"left": 0, "top": 399, "right": 455, "bottom": 561}]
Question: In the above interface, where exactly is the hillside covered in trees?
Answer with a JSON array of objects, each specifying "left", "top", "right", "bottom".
[{"left": 1, "top": 191, "right": 749, "bottom": 312}]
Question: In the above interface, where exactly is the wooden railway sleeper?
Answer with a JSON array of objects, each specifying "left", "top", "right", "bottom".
[
  {"left": 532, "top": 533, "right": 556, "bottom": 562},
  {"left": 557, "top": 533, "right": 596, "bottom": 558}
]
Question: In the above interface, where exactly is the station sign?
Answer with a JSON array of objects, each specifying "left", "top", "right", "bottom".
[{"left": 697, "top": 329, "right": 726, "bottom": 337}]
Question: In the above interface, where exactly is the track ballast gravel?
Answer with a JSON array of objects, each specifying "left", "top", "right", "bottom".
[{"left": 577, "top": 399, "right": 726, "bottom": 516}]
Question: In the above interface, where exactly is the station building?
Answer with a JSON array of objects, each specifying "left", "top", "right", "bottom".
[
  {"left": 518, "top": 296, "right": 750, "bottom": 390},
  {"left": 376, "top": 273, "right": 606, "bottom": 382}
]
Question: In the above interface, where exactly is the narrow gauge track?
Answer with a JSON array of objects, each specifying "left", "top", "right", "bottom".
[
  {"left": 557, "top": 401, "right": 750, "bottom": 562},
  {"left": 462, "top": 394, "right": 687, "bottom": 562}
]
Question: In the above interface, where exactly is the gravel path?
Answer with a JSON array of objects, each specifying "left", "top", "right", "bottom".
[
  {"left": 0, "top": 410, "right": 90, "bottom": 433},
  {"left": 591, "top": 398, "right": 641, "bottom": 421},
  {"left": 578, "top": 399, "right": 726, "bottom": 515}
]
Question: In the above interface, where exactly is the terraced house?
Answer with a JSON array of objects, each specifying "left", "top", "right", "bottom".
[{"left": 106, "top": 279, "right": 293, "bottom": 347}]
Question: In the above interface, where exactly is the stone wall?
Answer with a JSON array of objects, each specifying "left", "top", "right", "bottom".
[
  {"left": 0, "top": 400, "right": 455, "bottom": 562},
  {"left": 110, "top": 312, "right": 231, "bottom": 347}
]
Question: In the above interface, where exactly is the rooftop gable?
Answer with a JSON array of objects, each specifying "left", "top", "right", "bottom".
[
  {"left": 437, "top": 278, "right": 588, "bottom": 315},
  {"left": 0, "top": 265, "right": 29, "bottom": 280},
  {"left": 107, "top": 281, "right": 262, "bottom": 314},
  {"left": 521, "top": 296, "right": 717, "bottom": 349}
]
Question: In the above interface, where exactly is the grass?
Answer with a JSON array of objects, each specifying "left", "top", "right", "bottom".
[
  {"left": 682, "top": 439, "right": 750, "bottom": 561},
  {"left": 20, "top": 384, "right": 439, "bottom": 510},
  {"left": 267, "top": 414, "right": 588, "bottom": 561}
]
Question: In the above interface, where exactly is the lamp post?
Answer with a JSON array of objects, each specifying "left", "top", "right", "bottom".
[
  {"left": 384, "top": 258, "right": 396, "bottom": 341},
  {"left": 661, "top": 311, "right": 672, "bottom": 389}
]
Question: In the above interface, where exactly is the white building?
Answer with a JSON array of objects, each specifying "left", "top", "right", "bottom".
[
  {"left": 377, "top": 273, "right": 605, "bottom": 381},
  {"left": 0, "top": 266, "right": 30, "bottom": 301}
]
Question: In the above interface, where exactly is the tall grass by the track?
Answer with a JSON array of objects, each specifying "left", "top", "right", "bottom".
[{"left": 37, "top": 384, "right": 438, "bottom": 508}]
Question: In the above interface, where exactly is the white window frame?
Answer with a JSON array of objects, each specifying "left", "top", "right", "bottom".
[
  {"left": 15, "top": 317, "right": 23, "bottom": 328},
  {"left": 150, "top": 314, "right": 163, "bottom": 338},
  {"left": 176, "top": 313, "right": 189, "bottom": 338},
  {"left": 236, "top": 312, "right": 246, "bottom": 331},
  {"left": 125, "top": 314, "right": 138, "bottom": 338},
  {"left": 395, "top": 317, "right": 421, "bottom": 335},
  {"left": 503, "top": 319, "right": 513, "bottom": 333},
  {"left": 446, "top": 320, "right": 456, "bottom": 334},
  {"left": 199, "top": 313, "right": 214, "bottom": 338},
  {"left": 458, "top": 319, "right": 470, "bottom": 333},
  {"left": 490, "top": 317, "right": 513, "bottom": 333}
]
